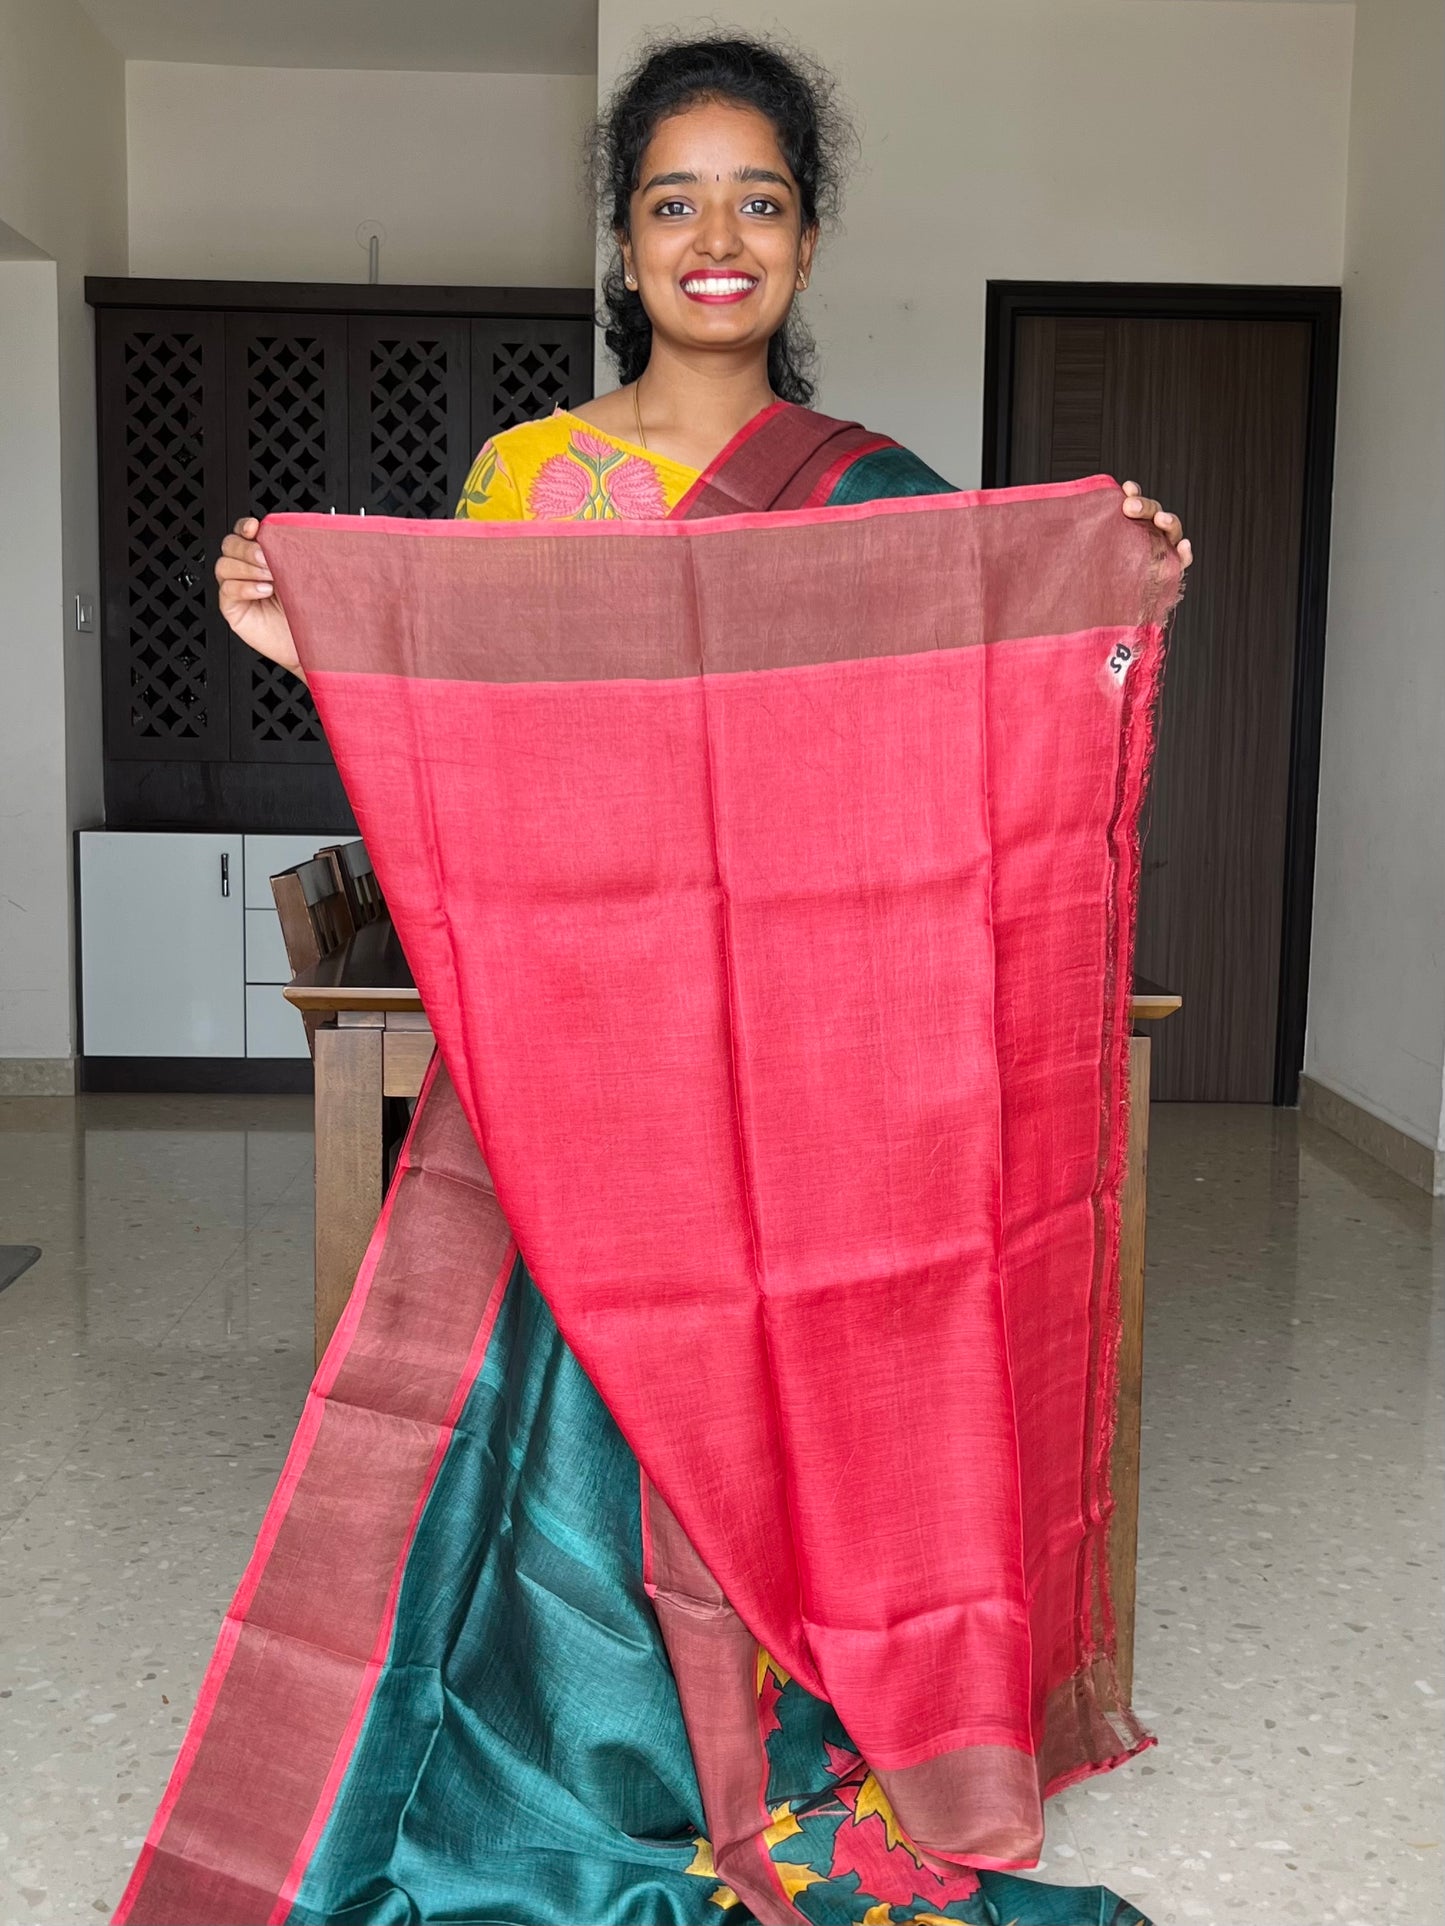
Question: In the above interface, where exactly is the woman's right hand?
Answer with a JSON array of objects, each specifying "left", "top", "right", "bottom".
[{"left": 215, "top": 516, "right": 306, "bottom": 684}]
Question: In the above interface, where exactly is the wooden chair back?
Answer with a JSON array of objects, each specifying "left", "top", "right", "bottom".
[
  {"left": 270, "top": 856, "right": 357, "bottom": 1055},
  {"left": 316, "top": 838, "right": 385, "bottom": 928}
]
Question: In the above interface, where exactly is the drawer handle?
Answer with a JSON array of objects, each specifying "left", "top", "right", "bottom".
[{"left": 220, "top": 852, "right": 231, "bottom": 898}]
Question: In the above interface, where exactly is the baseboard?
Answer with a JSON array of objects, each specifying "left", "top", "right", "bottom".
[
  {"left": 78, "top": 1056, "right": 314, "bottom": 1095},
  {"left": 1298, "top": 1075, "right": 1444, "bottom": 1196},
  {"left": 0, "top": 1057, "right": 77, "bottom": 1096}
]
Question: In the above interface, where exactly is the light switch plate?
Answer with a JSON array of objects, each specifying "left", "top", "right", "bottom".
[{"left": 75, "top": 594, "right": 95, "bottom": 633}]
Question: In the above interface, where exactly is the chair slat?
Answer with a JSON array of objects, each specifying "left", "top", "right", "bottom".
[
  {"left": 316, "top": 839, "right": 385, "bottom": 929},
  {"left": 270, "top": 856, "right": 358, "bottom": 1056}
]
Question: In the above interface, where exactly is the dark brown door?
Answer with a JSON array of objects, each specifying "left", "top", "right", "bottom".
[{"left": 996, "top": 307, "right": 1320, "bottom": 1101}]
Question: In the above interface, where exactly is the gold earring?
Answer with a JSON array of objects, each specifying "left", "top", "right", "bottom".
[
  {"left": 624, "top": 271, "right": 638, "bottom": 290},
  {"left": 796, "top": 271, "right": 809, "bottom": 291}
]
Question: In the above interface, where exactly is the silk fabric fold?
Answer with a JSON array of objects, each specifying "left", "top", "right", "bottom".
[{"left": 265, "top": 478, "right": 1178, "bottom": 1865}]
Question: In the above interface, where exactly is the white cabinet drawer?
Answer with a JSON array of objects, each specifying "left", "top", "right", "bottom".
[
  {"left": 246, "top": 984, "right": 310, "bottom": 1059},
  {"left": 80, "top": 831, "right": 245, "bottom": 1056},
  {"left": 242, "top": 832, "right": 351, "bottom": 909},
  {"left": 245, "top": 907, "right": 293, "bottom": 984}
]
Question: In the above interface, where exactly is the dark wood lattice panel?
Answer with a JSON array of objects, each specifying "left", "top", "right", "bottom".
[
  {"left": 227, "top": 319, "right": 349, "bottom": 519},
  {"left": 472, "top": 318, "right": 594, "bottom": 445},
  {"left": 246, "top": 334, "right": 330, "bottom": 511},
  {"left": 348, "top": 318, "right": 471, "bottom": 519},
  {"left": 95, "top": 291, "right": 595, "bottom": 808},
  {"left": 224, "top": 317, "right": 346, "bottom": 760},
  {"left": 98, "top": 313, "right": 230, "bottom": 759},
  {"left": 249, "top": 657, "right": 325, "bottom": 745}
]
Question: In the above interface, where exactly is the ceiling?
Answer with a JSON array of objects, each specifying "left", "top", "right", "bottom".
[{"left": 76, "top": 0, "right": 599, "bottom": 74}]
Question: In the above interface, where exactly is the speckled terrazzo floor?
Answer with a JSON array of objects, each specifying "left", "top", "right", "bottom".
[{"left": 0, "top": 1096, "right": 1439, "bottom": 1926}]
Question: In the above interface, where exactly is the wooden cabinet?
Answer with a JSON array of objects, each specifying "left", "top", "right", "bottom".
[{"left": 89, "top": 278, "right": 595, "bottom": 829}]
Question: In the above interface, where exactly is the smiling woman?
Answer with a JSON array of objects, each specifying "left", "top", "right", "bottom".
[
  {"left": 589, "top": 36, "right": 846, "bottom": 423},
  {"left": 441, "top": 40, "right": 959, "bottom": 524},
  {"left": 146, "top": 33, "right": 1193, "bottom": 1926}
]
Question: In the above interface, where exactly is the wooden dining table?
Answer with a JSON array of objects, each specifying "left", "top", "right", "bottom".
[{"left": 287, "top": 921, "right": 1179, "bottom": 1698}]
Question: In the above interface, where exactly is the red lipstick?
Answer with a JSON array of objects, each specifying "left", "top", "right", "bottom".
[{"left": 679, "top": 272, "right": 759, "bottom": 305}]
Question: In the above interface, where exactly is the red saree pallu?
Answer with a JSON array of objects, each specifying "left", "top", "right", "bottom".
[
  {"left": 282, "top": 484, "right": 1174, "bottom": 1832},
  {"left": 115, "top": 419, "right": 1178, "bottom": 1926}
]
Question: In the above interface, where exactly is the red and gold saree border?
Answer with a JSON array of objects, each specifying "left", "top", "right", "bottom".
[
  {"left": 669, "top": 400, "right": 894, "bottom": 517},
  {"left": 670, "top": 396, "right": 790, "bottom": 516},
  {"left": 263, "top": 476, "right": 1181, "bottom": 687},
  {"left": 114, "top": 1064, "right": 516, "bottom": 1926},
  {"left": 1062, "top": 611, "right": 1167, "bottom": 1776},
  {"left": 644, "top": 1481, "right": 1074, "bottom": 1905},
  {"left": 643, "top": 1485, "right": 1005, "bottom": 1918},
  {"left": 800, "top": 431, "right": 897, "bottom": 508}
]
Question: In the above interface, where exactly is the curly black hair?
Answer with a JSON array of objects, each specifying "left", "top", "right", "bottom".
[{"left": 590, "top": 34, "right": 854, "bottom": 405}]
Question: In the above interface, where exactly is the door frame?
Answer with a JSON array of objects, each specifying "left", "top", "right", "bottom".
[{"left": 982, "top": 281, "right": 1340, "bottom": 1105}]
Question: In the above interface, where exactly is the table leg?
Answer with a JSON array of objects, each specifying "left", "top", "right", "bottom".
[
  {"left": 312, "top": 1017, "right": 385, "bottom": 1367},
  {"left": 1109, "top": 1033, "right": 1150, "bottom": 1704}
]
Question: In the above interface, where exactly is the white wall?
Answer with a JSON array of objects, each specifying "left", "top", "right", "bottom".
[
  {"left": 1305, "top": 0, "right": 1445, "bottom": 1163},
  {"left": 596, "top": 0, "right": 1354, "bottom": 476},
  {"left": 127, "top": 64, "right": 598, "bottom": 286},
  {"left": 0, "top": 0, "right": 128, "bottom": 1074},
  {"left": 0, "top": 261, "right": 66, "bottom": 1068}
]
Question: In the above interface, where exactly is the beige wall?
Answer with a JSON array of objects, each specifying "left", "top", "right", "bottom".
[
  {"left": 0, "top": 260, "right": 66, "bottom": 1067},
  {"left": 126, "top": 63, "right": 598, "bottom": 286},
  {"left": 596, "top": 0, "right": 1354, "bottom": 475},
  {"left": 1306, "top": 0, "right": 1445, "bottom": 1166},
  {"left": 0, "top": 0, "right": 127, "bottom": 1070}
]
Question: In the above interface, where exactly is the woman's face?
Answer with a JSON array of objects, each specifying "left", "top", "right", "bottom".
[{"left": 622, "top": 98, "right": 817, "bottom": 368}]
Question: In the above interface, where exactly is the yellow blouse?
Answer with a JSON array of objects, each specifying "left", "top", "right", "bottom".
[{"left": 455, "top": 412, "right": 700, "bottom": 523}]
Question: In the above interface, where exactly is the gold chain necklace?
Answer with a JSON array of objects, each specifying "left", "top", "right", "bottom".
[{"left": 632, "top": 378, "right": 648, "bottom": 451}]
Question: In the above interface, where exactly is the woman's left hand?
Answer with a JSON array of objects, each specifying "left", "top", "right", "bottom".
[{"left": 1122, "top": 480, "right": 1192, "bottom": 572}]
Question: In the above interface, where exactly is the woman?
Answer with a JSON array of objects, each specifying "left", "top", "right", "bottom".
[{"left": 137, "top": 35, "right": 1190, "bottom": 1926}]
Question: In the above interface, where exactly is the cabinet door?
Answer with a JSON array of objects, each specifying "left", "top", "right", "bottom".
[
  {"left": 244, "top": 908, "right": 292, "bottom": 985},
  {"left": 225, "top": 315, "right": 349, "bottom": 765},
  {"left": 246, "top": 984, "right": 310, "bottom": 1060},
  {"left": 470, "top": 317, "right": 595, "bottom": 446},
  {"left": 98, "top": 311, "right": 231, "bottom": 761},
  {"left": 348, "top": 316, "right": 472, "bottom": 519},
  {"left": 79, "top": 832, "right": 244, "bottom": 1056}
]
